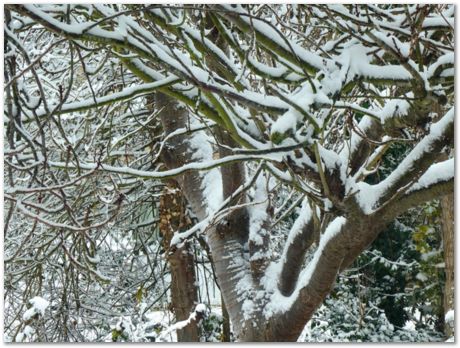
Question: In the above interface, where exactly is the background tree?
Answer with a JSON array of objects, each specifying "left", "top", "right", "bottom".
[
  {"left": 4, "top": 4, "right": 454, "bottom": 342},
  {"left": 441, "top": 193, "right": 454, "bottom": 338}
]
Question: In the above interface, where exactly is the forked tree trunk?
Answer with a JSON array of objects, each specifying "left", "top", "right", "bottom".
[
  {"left": 441, "top": 193, "right": 454, "bottom": 338},
  {"left": 5, "top": 3, "right": 455, "bottom": 343},
  {"left": 153, "top": 89, "right": 454, "bottom": 342},
  {"left": 153, "top": 91, "right": 383, "bottom": 342}
]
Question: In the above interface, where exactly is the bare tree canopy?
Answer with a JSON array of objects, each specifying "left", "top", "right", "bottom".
[{"left": 4, "top": 4, "right": 454, "bottom": 342}]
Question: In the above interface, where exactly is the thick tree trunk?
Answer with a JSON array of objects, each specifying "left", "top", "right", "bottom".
[
  {"left": 153, "top": 89, "right": 454, "bottom": 342},
  {"left": 160, "top": 182, "right": 199, "bottom": 342},
  {"left": 441, "top": 193, "right": 454, "bottom": 338},
  {"left": 154, "top": 92, "right": 252, "bottom": 340},
  {"left": 147, "top": 92, "right": 201, "bottom": 342}
]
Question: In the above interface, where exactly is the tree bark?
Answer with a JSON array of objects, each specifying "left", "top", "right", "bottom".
[
  {"left": 441, "top": 193, "right": 454, "bottom": 338},
  {"left": 221, "top": 294, "right": 231, "bottom": 342},
  {"left": 152, "top": 92, "right": 201, "bottom": 342},
  {"left": 160, "top": 182, "right": 199, "bottom": 342}
]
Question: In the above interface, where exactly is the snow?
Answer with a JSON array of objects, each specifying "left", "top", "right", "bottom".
[
  {"left": 427, "top": 53, "right": 454, "bottom": 78},
  {"left": 358, "top": 63, "right": 412, "bottom": 81},
  {"left": 24, "top": 5, "right": 95, "bottom": 34},
  {"left": 248, "top": 56, "right": 303, "bottom": 81},
  {"left": 272, "top": 110, "right": 299, "bottom": 134},
  {"left": 22, "top": 307, "right": 37, "bottom": 321},
  {"left": 144, "top": 310, "right": 173, "bottom": 325},
  {"left": 422, "top": 16, "right": 454, "bottom": 29},
  {"left": 14, "top": 200, "right": 110, "bottom": 233},
  {"left": 49, "top": 153, "right": 274, "bottom": 181},
  {"left": 156, "top": 313, "right": 197, "bottom": 341},
  {"left": 249, "top": 174, "right": 269, "bottom": 246},
  {"left": 23, "top": 296, "right": 49, "bottom": 320},
  {"left": 16, "top": 326, "right": 34, "bottom": 342},
  {"left": 318, "top": 145, "right": 342, "bottom": 173},
  {"left": 222, "top": 4, "right": 324, "bottom": 71},
  {"left": 225, "top": 244, "right": 257, "bottom": 322},
  {"left": 355, "top": 107, "right": 454, "bottom": 214},
  {"left": 340, "top": 116, "right": 374, "bottom": 163},
  {"left": 45, "top": 76, "right": 178, "bottom": 115},
  {"left": 283, "top": 200, "right": 313, "bottom": 252},
  {"left": 270, "top": 83, "right": 317, "bottom": 141},
  {"left": 230, "top": 88, "right": 288, "bottom": 111},
  {"left": 26, "top": 5, "right": 251, "bottom": 106},
  {"left": 369, "top": 31, "right": 410, "bottom": 58},
  {"left": 187, "top": 116, "right": 223, "bottom": 216},
  {"left": 321, "top": 40, "right": 412, "bottom": 93},
  {"left": 440, "top": 68, "right": 454, "bottom": 77},
  {"left": 380, "top": 98, "right": 411, "bottom": 122},
  {"left": 265, "top": 162, "right": 294, "bottom": 182},
  {"left": 170, "top": 165, "right": 266, "bottom": 246},
  {"left": 11, "top": 19, "right": 23, "bottom": 30},
  {"left": 15, "top": 333, "right": 25, "bottom": 343},
  {"left": 415, "top": 272, "right": 428, "bottom": 282},
  {"left": 241, "top": 299, "right": 256, "bottom": 321},
  {"left": 179, "top": 25, "right": 242, "bottom": 82},
  {"left": 445, "top": 309, "right": 454, "bottom": 323},
  {"left": 30, "top": 297, "right": 49, "bottom": 314},
  {"left": 407, "top": 158, "right": 454, "bottom": 193},
  {"left": 195, "top": 303, "right": 207, "bottom": 314}
]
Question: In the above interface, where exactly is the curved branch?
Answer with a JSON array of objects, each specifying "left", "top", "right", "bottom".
[
  {"left": 380, "top": 158, "right": 454, "bottom": 222},
  {"left": 277, "top": 200, "right": 318, "bottom": 296}
]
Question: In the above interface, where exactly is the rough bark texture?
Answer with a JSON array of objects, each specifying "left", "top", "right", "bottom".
[
  {"left": 154, "top": 92, "right": 254, "bottom": 341},
  {"left": 159, "top": 182, "right": 199, "bottom": 342},
  {"left": 155, "top": 91, "right": 454, "bottom": 341},
  {"left": 156, "top": 93, "right": 209, "bottom": 220},
  {"left": 441, "top": 193, "right": 454, "bottom": 338},
  {"left": 221, "top": 295, "right": 231, "bottom": 342},
  {"left": 154, "top": 93, "right": 201, "bottom": 342},
  {"left": 278, "top": 215, "right": 317, "bottom": 296}
]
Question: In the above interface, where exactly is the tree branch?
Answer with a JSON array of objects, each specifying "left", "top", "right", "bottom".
[{"left": 277, "top": 200, "right": 318, "bottom": 296}]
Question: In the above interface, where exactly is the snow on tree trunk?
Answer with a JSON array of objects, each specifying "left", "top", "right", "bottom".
[{"left": 4, "top": 4, "right": 454, "bottom": 342}]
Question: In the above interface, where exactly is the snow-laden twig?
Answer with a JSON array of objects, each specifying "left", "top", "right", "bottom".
[{"left": 157, "top": 304, "right": 207, "bottom": 342}]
